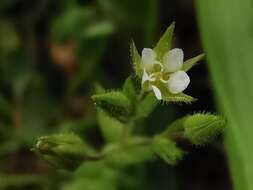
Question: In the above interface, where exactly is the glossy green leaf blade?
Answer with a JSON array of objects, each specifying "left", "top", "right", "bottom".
[{"left": 196, "top": 0, "right": 253, "bottom": 189}]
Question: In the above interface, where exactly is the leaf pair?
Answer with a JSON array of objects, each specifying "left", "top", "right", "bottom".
[{"left": 92, "top": 77, "right": 139, "bottom": 123}]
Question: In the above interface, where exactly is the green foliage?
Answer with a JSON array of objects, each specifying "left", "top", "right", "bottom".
[
  {"left": 98, "top": 109, "right": 124, "bottom": 143},
  {"left": 33, "top": 133, "right": 94, "bottom": 171},
  {"left": 182, "top": 53, "right": 205, "bottom": 72},
  {"left": 196, "top": 0, "right": 253, "bottom": 189},
  {"left": 136, "top": 93, "right": 158, "bottom": 118},
  {"left": 152, "top": 136, "right": 183, "bottom": 165},
  {"left": 154, "top": 22, "right": 175, "bottom": 61},
  {"left": 122, "top": 76, "right": 138, "bottom": 103},
  {"left": 92, "top": 90, "right": 133, "bottom": 123}
]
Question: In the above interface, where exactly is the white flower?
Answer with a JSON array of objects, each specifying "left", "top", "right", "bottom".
[{"left": 140, "top": 48, "right": 190, "bottom": 100}]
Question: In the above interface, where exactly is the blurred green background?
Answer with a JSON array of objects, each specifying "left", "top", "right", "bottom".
[{"left": 0, "top": 0, "right": 232, "bottom": 190}]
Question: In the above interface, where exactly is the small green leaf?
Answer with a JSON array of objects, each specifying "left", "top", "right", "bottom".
[
  {"left": 152, "top": 136, "right": 184, "bottom": 165},
  {"left": 97, "top": 109, "right": 124, "bottom": 143},
  {"left": 154, "top": 22, "right": 175, "bottom": 61},
  {"left": 182, "top": 53, "right": 205, "bottom": 72},
  {"left": 92, "top": 91, "right": 133, "bottom": 122},
  {"left": 184, "top": 113, "right": 225, "bottom": 145},
  {"left": 136, "top": 93, "right": 158, "bottom": 118},
  {"left": 122, "top": 76, "right": 138, "bottom": 103},
  {"left": 104, "top": 140, "right": 153, "bottom": 166}
]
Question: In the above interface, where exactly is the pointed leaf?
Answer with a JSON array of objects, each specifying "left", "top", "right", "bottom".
[
  {"left": 130, "top": 40, "right": 142, "bottom": 78},
  {"left": 122, "top": 76, "right": 139, "bottom": 102},
  {"left": 152, "top": 136, "right": 184, "bottom": 165},
  {"left": 97, "top": 109, "right": 124, "bottom": 143},
  {"left": 154, "top": 22, "right": 175, "bottom": 61},
  {"left": 136, "top": 93, "right": 158, "bottom": 118},
  {"left": 92, "top": 91, "right": 133, "bottom": 122},
  {"left": 182, "top": 53, "right": 205, "bottom": 72}
]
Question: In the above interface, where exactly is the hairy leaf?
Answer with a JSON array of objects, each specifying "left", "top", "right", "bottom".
[
  {"left": 152, "top": 136, "right": 183, "bottom": 165},
  {"left": 92, "top": 91, "right": 133, "bottom": 122}
]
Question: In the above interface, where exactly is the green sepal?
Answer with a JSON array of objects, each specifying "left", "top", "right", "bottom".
[
  {"left": 152, "top": 136, "right": 184, "bottom": 165},
  {"left": 154, "top": 22, "right": 175, "bottom": 61},
  {"left": 183, "top": 113, "right": 226, "bottom": 145},
  {"left": 130, "top": 40, "right": 142, "bottom": 78},
  {"left": 162, "top": 93, "right": 197, "bottom": 104},
  {"left": 92, "top": 91, "right": 133, "bottom": 123},
  {"left": 182, "top": 53, "right": 205, "bottom": 72},
  {"left": 158, "top": 85, "right": 196, "bottom": 104},
  {"left": 33, "top": 133, "right": 94, "bottom": 171}
]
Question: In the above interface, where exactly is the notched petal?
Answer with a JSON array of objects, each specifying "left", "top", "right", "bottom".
[
  {"left": 163, "top": 48, "right": 184, "bottom": 73},
  {"left": 141, "top": 48, "right": 157, "bottom": 71}
]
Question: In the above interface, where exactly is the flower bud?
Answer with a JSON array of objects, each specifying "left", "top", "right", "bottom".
[{"left": 33, "top": 133, "right": 94, "bottom": 171}]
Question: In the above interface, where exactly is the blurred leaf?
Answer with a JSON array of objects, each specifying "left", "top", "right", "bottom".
[
  {"left": 0, "top": 174, "right": 44, "bottom": 188},
  {"left": 152, "top": 136, "right": 183, "bottom": 165},
  {"left": 103, "top": 138, "right": 154, "bottom": 166},
  {"left": 196, "top": 0, "right": 253, "bottom": 189},
  {"left": 154, "top": 22, "right": 175, "bottom": 61},
  {"left": 136, "top": 93, "right": 158, "bottom": 119},
  {"left": 122, "top": 76, "right": 138, "bottom": 103},
  {"left": 83, "top": 20, "right": 115, "bottom": 38},
  {"left": 98, "top": 109, "right": 124, "bottom": 143}
]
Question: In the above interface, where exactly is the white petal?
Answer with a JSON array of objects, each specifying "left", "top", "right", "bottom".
[
  {"left": 142, "top": 69, "right": 150, "bottom": 84},
  {"left": 152, "top": 85, "right": 162, "bottom": 100},
  {"left": 167, "top": 71, "right": 190, "bottom": 94},
  {"left": 163, "top": 48, "right": 184, "bottom": 72},
  {"left": 141, "top": 48, "right": 157, "bottom": 71}
]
